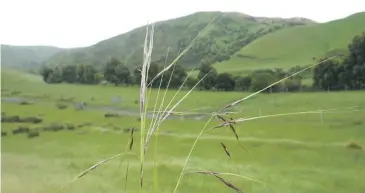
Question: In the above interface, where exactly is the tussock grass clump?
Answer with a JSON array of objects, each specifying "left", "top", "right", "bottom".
[
  {"left": 104, "top": 112, "right": 123, "bottom": 118},
  {"left": 58, "top": 96, "right": 75, "bottom": 102},
  {"left": 1, "top": 131, "right": 7, "bottom": 137},
  {"left": 77, "top": 122, "right": 92, "bottom": 128},
  {"left": 19, "top": 116, "right": 43, "bottom": 124},
  {"left": 19, "top": 100, "right": 34, "bottom": 105},
  {"left": 346, "top": 142, "right": 363, "bottom": 150},
  {"left": 12, "top": 126, "right": 30, "bottom": 135},
  {"left": 27, "top": 130, "right": 40, "bottom": 138},
  {"left": 43, "top": 123, "right": 65, "bottom": 132},
  {"left": 56, "top": 103, "right": 68, "bottom": 110},
  {"left": 1, "top": 115, "right": 20, "bottom": 123},
  {"left": 10, "top": 90, "right": 21, "bottom": 95},
  {"left": 66, "top": 123, "right": 76, "bottom": 131},
  {"left": 1, "top": 114, "right": 42, "bottom": 124}
]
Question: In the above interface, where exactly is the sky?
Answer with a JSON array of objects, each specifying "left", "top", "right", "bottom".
[{"left": 1, "top": 0, "right": 364, "bottom": 48}]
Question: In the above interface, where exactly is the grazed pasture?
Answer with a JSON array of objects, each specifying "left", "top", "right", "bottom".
[{"left": 1, "top": 69, "right": 365, "bottom": 193}]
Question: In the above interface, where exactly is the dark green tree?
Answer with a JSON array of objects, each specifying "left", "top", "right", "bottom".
[
  {"left": 198, "top": 64, "right": 217, "bottom": 90},
  {"left": 216, "top": 73, "right": 235, "bottom": 91},
  {"left": 103, "top": 58, "right": 121, "bottom": 85},
  {"left": 62, "top": 65, "right": 78, "bottom": 83},
  {"left": 235, "top": 75, "right": 252, "bottom": 91}
]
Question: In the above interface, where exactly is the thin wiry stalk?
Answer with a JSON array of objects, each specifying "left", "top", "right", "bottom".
[
  {"left": 211, "top": 107, "right": 364, "bottom": 129},
  {"left": 144, "top": 68, "right": 209, "bottom": 151},
  {"left": 184, "top": 170, "right": 268, "bottom": 186},
  {"left": 189, "top": 171, "right": 243, "bottom": 193},
  {"left": 151, "top": 47, "right": 171, "bottom": 193},
  {"left": 173, "top": 54, "right": 344, "bottom": 193},
  {"left": 139, "top": 23, "right": 155, "bottom": 190},
  {"left": 173, "top": 116, "right": 214, "bottom": 193},
  {"left": 151, "top": 66, "right": 197, "bottom": 129},
  {"left": 218, "top": 55, "right": 339, "bottom": 112},
  {"left": 147, "top": 47, "right": 172, "bottom": 139},
  {"left": 149, "top": 46, "right": 184, "bottom": 134},
  {"left": 54, "top": 152, "right": 137, "bottom": 193},
  {"left": 147, "top": 14, "right": 221, "bottom": 87}
]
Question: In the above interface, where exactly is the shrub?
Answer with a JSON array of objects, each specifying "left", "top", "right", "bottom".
[
  {"left": 43, "top": 123, "right": 65, "bottom": 132},
  {"left": 66, "top": 124, "right": 76, "bottom": 130},
  {"left": 104, "top": 112, "right": 122, "bottom": 118},
  {"left": 346, "top": 142, "right": 363, "bottom": 150},
  {"left": 19, "top": 101, "right": 34, "bottom": 105},
  {"left": 56, "top": 103, "right": 68, "bottom": 109},
  {"left": 1, "top": 115, "right": 20, "bottom": 123},
  {"left": 12, "top": 126, "right": 30, "bottom": 135},
  {"left": 19, "top": 117, "right": 43, "bottom": 124},
  {"left": 1, "top": 131, "right": 7, "bottom": 136},
  {"left": 27, "top": 131, "right": 40, "bottom": 138}
]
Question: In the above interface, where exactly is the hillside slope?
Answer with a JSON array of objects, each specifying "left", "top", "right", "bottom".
[
  {"left": 44, "top": 11, "right": 314, "bottom": 69},
  {"left": 1, "top": 45, "right": 64, "bottom": 70},
  {"left": 214, "top": 12, "right": 365, "bottom": 74}
]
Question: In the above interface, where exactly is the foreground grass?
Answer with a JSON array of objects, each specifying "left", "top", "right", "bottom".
[{"left": 2, "top": 75, "right": 365, "bottom": 193}]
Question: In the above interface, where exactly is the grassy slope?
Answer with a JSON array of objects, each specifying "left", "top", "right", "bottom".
[
  {"left": 44, "top": 11, "right": 313, "bottom": 69},
  {"left": 0, "top": 45, "right": 64, "bottom": 70},
  {"left": 214, "top": 12, "right": 365, "bottom": 75},
  {"left": 1, "top": 69, "right": 365, "bottom": 193}
]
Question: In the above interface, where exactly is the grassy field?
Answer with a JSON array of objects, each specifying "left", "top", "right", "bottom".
[
  {"left": 1, "top": 69, "right": 365, "bottom": 193},
  {"left": 214, "top": 12, "right": 365, "bottom": 74}
]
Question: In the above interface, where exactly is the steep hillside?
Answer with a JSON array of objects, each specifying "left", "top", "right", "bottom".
[
  {"left": 1, "top": 45, "right": 64, "bottom": 70},
  {"left": 44, "top": 11, "right": 314, "bottom": 69},
  {"left": 214, "top": 12, "right": 365, "bottom": 74}
]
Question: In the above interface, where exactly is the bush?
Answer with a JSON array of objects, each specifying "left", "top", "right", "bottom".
[
  {"left": 66, "top": 124, "right": 76, "bottom": 130},
  {"left": 19, "top": 101, "right": 34, "bottom": 105},
  {"left": 43, "top": 123, "right": 65, "bottom": 132},
  {"left": 346, "top": 142, "right": 363, "bottom": 150},
  {"left": 12, "top": 126, "right": 30, "bottom": 134},
  {"left": 1, "top": 131, "right": 7, "bottom": 136},
  {"left": 27, "top": 131, "right": 40, "bottom": 138},
  {"left": 2, "top": 115, "right": 20, "bottom": 123},
  {"left": 19, "top": 117, "right": 43, "bottom": 124},
  {"left": 104, "top": 112, "right": 122, "bottom": 118},
  {"left": 56, "top": 103, "right": 68, "bottom": 109}
]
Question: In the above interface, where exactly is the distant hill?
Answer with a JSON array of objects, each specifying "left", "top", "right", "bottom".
[
  {"left": 214, "top": 12, "right": 365, "bottom": 74},
  {"left": 1, "top": 45, "right": 64, "bottom": 71},
  {"left": 43, "top": 11, "right": 314, "bottom": 69}
]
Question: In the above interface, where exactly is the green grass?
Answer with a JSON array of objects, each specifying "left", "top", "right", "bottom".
[
  {"left": 2, "top": 69, "right": 365, "bottom": 193},
  {"left": 214, "top": 12, "right": 365, "bottom": 74}
]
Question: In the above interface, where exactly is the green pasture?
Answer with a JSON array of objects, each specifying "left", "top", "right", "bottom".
[{"left": 1, "top": 69, "right": 365, "bottom": 193}]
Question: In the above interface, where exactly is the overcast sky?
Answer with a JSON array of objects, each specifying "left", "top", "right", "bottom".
[{"left": 1, "top": 0, "right": 364, "bottom": 48}]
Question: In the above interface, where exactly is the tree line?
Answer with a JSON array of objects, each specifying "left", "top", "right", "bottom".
[
  {"left": 41, "top": 31, "right": 365, "bottom": 92},
  {"left": 313, "top": 32, "right": 365, "bottom": 91}
]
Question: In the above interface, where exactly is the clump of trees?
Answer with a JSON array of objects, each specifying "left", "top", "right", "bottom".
[
  {"left": 41, "top": 32, "right": 365, "bottom": 93},
  {"left": 41, "top": 64, "right": 99, "bottom": 84},
  {"left": 313, "top": 32, "right": 365, "bottom": 91},
  {"left": 191, "top": 64, "right": 305, "bottom": 92}
]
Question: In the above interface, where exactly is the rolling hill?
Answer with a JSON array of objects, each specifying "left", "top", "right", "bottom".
[
  {"left": 214, "top": 12, "right": 365, "bottom": 74},
  {"left": 0, "top": 45, "right": 64, "bottom": 71},
  {"left": 43, "top": 11, "right": 314, "bottom": 69}
]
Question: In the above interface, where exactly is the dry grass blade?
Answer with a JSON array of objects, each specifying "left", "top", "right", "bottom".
[
  {"left": 144, "top": 68, "right": 211, "bottom": 151},
  {"left": 220, "top": 142, "right": 231, "bottom": 158},
  {"left": 192, "top": 171, "right": 243, "bottom": 193},
  {"left": 218, "top": 55, "right": 339, "bottom": 112},
  {"left": 129, "top": 127, "right": 135, "bottom": 151},
  {"left": 211, "top": 107, "right": 365, "bottom": 129},
  {"left": 214, "top": 115, "right": 247, "bottom": 152},
  {"left": 139, "top": 23, "right": 155, "bottom": 192},
  {"left": 54, "top": 152, "right": 137, "bottom": 193}
]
